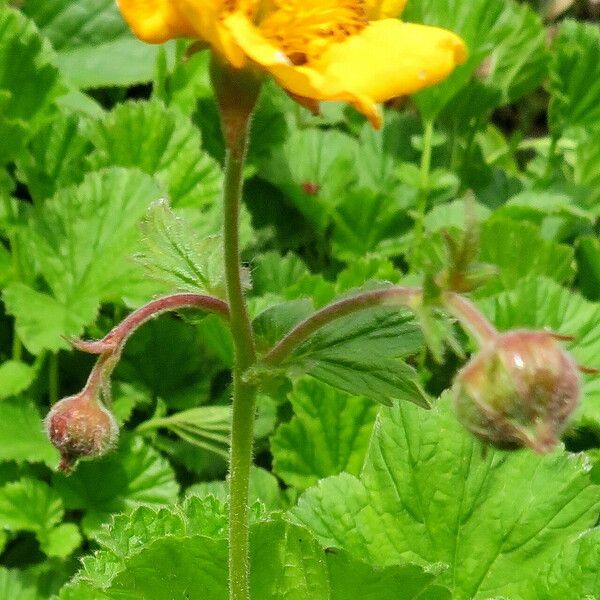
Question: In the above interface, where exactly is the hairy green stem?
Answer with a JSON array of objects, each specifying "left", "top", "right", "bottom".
[
  {"left": 213, "top": 63, "right": 259, "bottom": 599},
  {"left": 443, "top": 292, "right": 498, "bottom": 346}
]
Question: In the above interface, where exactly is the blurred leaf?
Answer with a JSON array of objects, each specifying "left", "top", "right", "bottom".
[
  {"left": 251, "top": 252, "right": 310, "bottom": 296},
  {"left": 0, "top": 399, "right": 58, "bottom": 467},
  {"left": 137, "top": 199, "right": 225, "bottom": 297},
  {"left": 271, "top": 378, "right": 378, "bottom": 490},
  {"left": 186, "top": 466, "right": 287, "bottom": 511},
  {"left": 53, "top": 436, "right": 179, "bottom": 535},
  {"left": 0, "top": 7, "right": 62, "bottom": 164},
  {"left": 0, "top": 360, "right": 35, "bottom": 400},
  {"left": 0, "top": 567, "right": 37, "bottom": 600},
  {"left": 549, "top": 19, "right": 600, "bottom": 133},
  {"left": 3, "top": 168, "right": 162, "bottom": 354},
  {"left": 16, "top": 111, "right": 91, "bottom": 202},
  {"left": 23, "top": 0, "right": 174, "bottom": 88},
  {"left": 476, "top": 218, "right": 575, "bottom": 295},
  {"left": 258, "top": 126, "right": 358, "bottom": 231},
  {"left": 576, "top": 236, "right": 600, "bottom": 301},
  {"left": 293, "top": 398, "right": 600, "bottom": 599},
  {"left": 88, "top": 100, "right": 222, "bottom": 208}
]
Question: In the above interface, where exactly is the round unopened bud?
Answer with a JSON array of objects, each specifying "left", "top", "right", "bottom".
[
  {"left": 45, "top": 391, "right": 119, "bottom": 473},
  {"left": 453, "top": 330, "right": 580, "bottom": 453}
]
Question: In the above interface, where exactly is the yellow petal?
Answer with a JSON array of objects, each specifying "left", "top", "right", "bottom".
[
  {"left": 176, "top": 0, "right": 247, "bottom": 67},
  {"left": 116, "top": 0, "right": 195, "bottom": 43},
  {"left": 364, "top": 0, "right": 408, "bottom": 19},
  {"left": 319, "top": 20, "right": 467, "bottom": 103},
  {"left": 225, "top": 14, "right": 466, "bottom": 128}
]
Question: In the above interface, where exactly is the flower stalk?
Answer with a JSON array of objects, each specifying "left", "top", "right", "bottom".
[{"left": 211, "top": 58, "right": 261, "bottom": 600}]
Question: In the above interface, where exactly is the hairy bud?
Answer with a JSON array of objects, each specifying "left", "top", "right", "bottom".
[
  {"left": 453, "top": 330, "right": 580, "bottom": 453},
  {"left": 45, "top": 391, "right": 119, "bottom": 473}
]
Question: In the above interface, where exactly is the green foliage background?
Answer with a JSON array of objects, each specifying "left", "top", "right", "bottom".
[{"left": 0, "top": 0, "right": 599, "bottom": 597}]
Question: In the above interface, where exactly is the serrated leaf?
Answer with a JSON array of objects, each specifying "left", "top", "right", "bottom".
[
  {"left": 0, "top": 7, "right": 62, "bottom": 164},
  {"left": 53, "top": 436, "right": 179, "bottom": 535},
  {"left": 0, "top": 478, "right": 63, "bottom": 533},
  {"left": 532, "top": 528, "right": 600, "bottom": 599},
  {"left": 257, "top": 126, "right": 358, "bottom": 231},
  {"left": 549, "top": 19, "right": 600, "bottom": 133},
  {"left": 3, "top": 168, "right": 162, "bottom": 354},
  {"left": 16, "top": 110, "right": 91, "bottom": 202},
  {"left": 137, "top": 200, "right": 225, "bottom": 297},
  {"left": 476, "top": 218, "right": 575, "bottom": 295},
  {"left": 251, "top": 252, "right": 310, "bottom": 296},
  {"left": 281, "top": 305, "right": 427, "bottom": 407},
  {"left": 271, "top": 378, "right": 378, "bottom": 490},
  {"left": 0, "top": 398, "right": 58, "bottom": 466},
  {"left": 292, "top": 398, "right": 600, "bottom": 599},
  {"left": 87, "top": 100, "right": 222, "bottom": 207}
]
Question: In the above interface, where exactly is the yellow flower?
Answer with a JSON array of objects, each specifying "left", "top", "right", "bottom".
[{"left": 117, "top": 0, "right": 466, "bottom": 127}]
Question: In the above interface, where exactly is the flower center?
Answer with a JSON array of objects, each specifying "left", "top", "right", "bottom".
[{"left": 257, "top": 0, "right": 367, "bottom": 64}]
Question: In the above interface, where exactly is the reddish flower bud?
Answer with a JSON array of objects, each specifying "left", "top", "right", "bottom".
[
  {"left": 453, "top": 330, "right": 581, "bottom": 453},
  {"left": 45, "top": 391, "right": 119, "bottom": 473}
]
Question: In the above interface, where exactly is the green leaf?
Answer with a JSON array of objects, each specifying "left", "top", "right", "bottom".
[
  {"left": 476, "top": 218, "right": 575, "bottom": 295},
  {"left": 87, "top": 100, "right": 222, "bottom": 208},
  {"left": 0, "top": 360, "right": 35, "bottom": 400},
  {"left": 253, "top": 299, "right": 314, "bottom": 352},
  {"left": 480, "top": 2, "right": 549, "bottom": 105},
  {"left": 0, "top": 7, "right": 62, "bottom": 163},
  {"left": 0, "top": 478, "right": 63, "bottom": 533},
  {"left": 251, "top": 252, "right": 310, "bottom": 297},
  {"left": 53, "top": 436, "right": 179, "bottom": 535},
  {"left": 576, "top": 236, "right": 600, "bottom": 301},
  {"left": 0, "top": 567, "right": 37, "bottom": 600},
  {"left": 549, "top": 19, "right": 600, "bottom": 133},
  {"left": 137, "top": 199, "right": 225, "bottom": 297},
  {"left": 258, "top": 126, "right": 358, "bottom": 231},
  {"left": 16, "top": 110, "right": 91, "bottom": 202},
  {"left": 292, "top": 398, "right": 600, "bottom": 599},
  {"left": 271, "top": 378, "right": 378, "bottom": 490},
  {"left": 0, "top": 398, "right": 58, "bottom": 466},
  {"left": 327, "top": 551, "right": 451, "bottom": 600},
  {"left": 281, "top": 305, "right": 428, "bottom": 407},
  {"left": 3, "top": 168, "right": 162, "bottom": 354},
  {"left": 331, "top": 189, "right": 411, "bottom": 261},
  {"left": 533, "top": 528, "right": 600, "bottom": 599},
  {"left": 186, "top": 467, "right": 287, "bottom": 511},
  {"left": 39, "top": 523, "right": 82, "bottom": 558},
  {"left": 405, "top": 0, "right": 507, "bottom": 119},
  {"left": 23, "top": 0, "right": 174, "bottom": 88}
]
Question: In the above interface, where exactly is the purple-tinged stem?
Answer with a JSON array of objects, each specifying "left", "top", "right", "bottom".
[
  {"left": 71, "top": 293, "right": 229, "bottom": 355},
  {"left": 443, "top": 292, "right": 498, "bottom": 346},
  {"left": 263, "top": 287, "right": 422, "bottom": 366}
]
